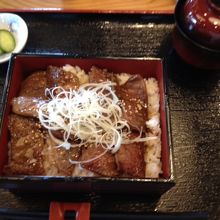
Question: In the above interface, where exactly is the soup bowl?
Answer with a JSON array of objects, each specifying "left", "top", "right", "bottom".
[{"left": 173, "top": 0, "right": 220, "bottom": 69}]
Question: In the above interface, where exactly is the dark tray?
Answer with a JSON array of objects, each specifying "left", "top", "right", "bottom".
[{"left": 0, "top": 13, "right": 219, "bottom": 220}]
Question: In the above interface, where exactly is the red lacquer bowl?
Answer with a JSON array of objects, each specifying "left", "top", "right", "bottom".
[
  {"left": 183, "top": 0, "right": 220, "bottom": 50},
  {"left": 173, "top": 0, "right": 220, "bottom": 69}
]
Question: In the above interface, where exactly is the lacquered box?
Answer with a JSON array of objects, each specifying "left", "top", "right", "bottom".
[{"left": 0, "top": 54, "right": 174, "bottom": 195}]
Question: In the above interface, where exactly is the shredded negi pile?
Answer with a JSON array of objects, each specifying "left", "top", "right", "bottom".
[{"left": 4, "top": 65, "right": 162, "bottom": 178}]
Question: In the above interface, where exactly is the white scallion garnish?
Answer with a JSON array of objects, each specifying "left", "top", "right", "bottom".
[{"left": 38, "top": 82, "right": 157, "bottom": 163}]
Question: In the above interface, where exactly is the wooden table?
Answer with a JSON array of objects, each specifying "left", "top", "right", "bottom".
[{"left": 0, "top": 0, "right": 176, "bottom": 13}]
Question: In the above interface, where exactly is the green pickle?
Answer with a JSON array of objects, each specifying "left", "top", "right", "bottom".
[
  {"left": 0, "top": 47, "right": 4, "bottom": 54},
  {"left": 0, "top": 29, "right": 16, "bottom": 53}
]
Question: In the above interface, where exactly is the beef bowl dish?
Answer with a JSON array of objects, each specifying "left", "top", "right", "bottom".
[{"left": 0, "top": 54, "right": 174, "bottom": 195}]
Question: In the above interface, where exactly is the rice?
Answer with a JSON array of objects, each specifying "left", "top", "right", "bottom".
[
  {"left": 144, "top": 78, "right": 162, "bottom": 178},
  {"left": 72, "top": 164, "right": 95, "bottom": 177},
  {"left": 116, "top": 73, "right": 131, "bottom": 85},
  {"left": 63, "top": 64, "right": 89, "bottom": 85}
]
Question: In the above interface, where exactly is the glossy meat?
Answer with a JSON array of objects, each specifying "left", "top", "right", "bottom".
[
  {"left": 19, "top": 71, "right": 47, "bottom": 98},
  {"left": 4, "top": 114, "right": 45, "bottom": 175},
  {"left": 6, "top": 66, "right": 150, "bottom": 178},
  {"left": 115, "top": 140, "right": 145, "bottom": 178},
  {"left": 11, "top": 66, "right": 81, "bottom": 118},
  {"left": 80, "top": 144, "right": 118, "bottom": 177},
  {"left": 47, "top": 65, "right": 80, "bottom": 90},
  {"left": 89, "top": 66, "right": 117, "bottom": 83},
  {"left": 4, "top": 114, "right": 80, "bottom": 176},
  {"left": 13, "top": 71, "right": 47, "bottom": 118},
  {"left": 115, "top": 74, "right": 148, "bottom": 131},
  {"left": 11, "top": 96, "right": 46, "bottom": 117},
  {"left": 43, "top": 136, "right": 80, "bottom": 176}
]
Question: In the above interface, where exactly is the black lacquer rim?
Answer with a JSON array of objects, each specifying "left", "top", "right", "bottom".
[{"left": 0, "top": 53, "right": 175, "bottom": 186}]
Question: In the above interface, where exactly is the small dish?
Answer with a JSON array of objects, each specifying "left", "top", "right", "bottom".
[{"left": 0, "top": 13, "right": 28, "bottom": 64}]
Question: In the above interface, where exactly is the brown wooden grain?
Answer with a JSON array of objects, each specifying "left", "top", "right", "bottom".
[{"left": 0, "top": 0, "right": 176, "bottom": 13}]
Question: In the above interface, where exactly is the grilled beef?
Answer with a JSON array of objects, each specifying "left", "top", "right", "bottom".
[
  {"left": 115, "top": 74, "right": 148, "bottom": 131},
  {"left": 6, "top": 66, "right": 149, "bottom": 178},
  {"left": 4, "top": 114, "right": 45, "bottom": 175},
  {"left": 11, "top": 96, "right": 46, "bottom": 117},
  {"left": 19, "top": 71, "right": 47, "bottom": 98},
  {"left": 89, "top": 66, "right": 117, "bottom": 83},
  {"left": 80, "top": 144, "right": 118, "bottom": 177},
  {"left": 47, "top": 65, "right": 80, "bottom": 90},
  {"left": 42, "top": 136, "right": 80, "bottom": 176},
  {"left": 115, "top": 141, "right": 145, "bottom": 178}
]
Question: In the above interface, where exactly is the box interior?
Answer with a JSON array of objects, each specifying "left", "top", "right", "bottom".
[{"left": 0, "top": 55, "right": 171, "bottom": 180}]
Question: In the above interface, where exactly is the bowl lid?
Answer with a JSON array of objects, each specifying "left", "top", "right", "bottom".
[{"left": 180, "top": 0, "right": 220, "bottom": 50}]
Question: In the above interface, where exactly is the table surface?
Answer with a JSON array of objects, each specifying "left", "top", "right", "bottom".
[
  {"left": 0, "top": 0, "right": 176, "bottom": 13},
  {"left": 0, "top": 4, "right": 220, "bottom": 220}
]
